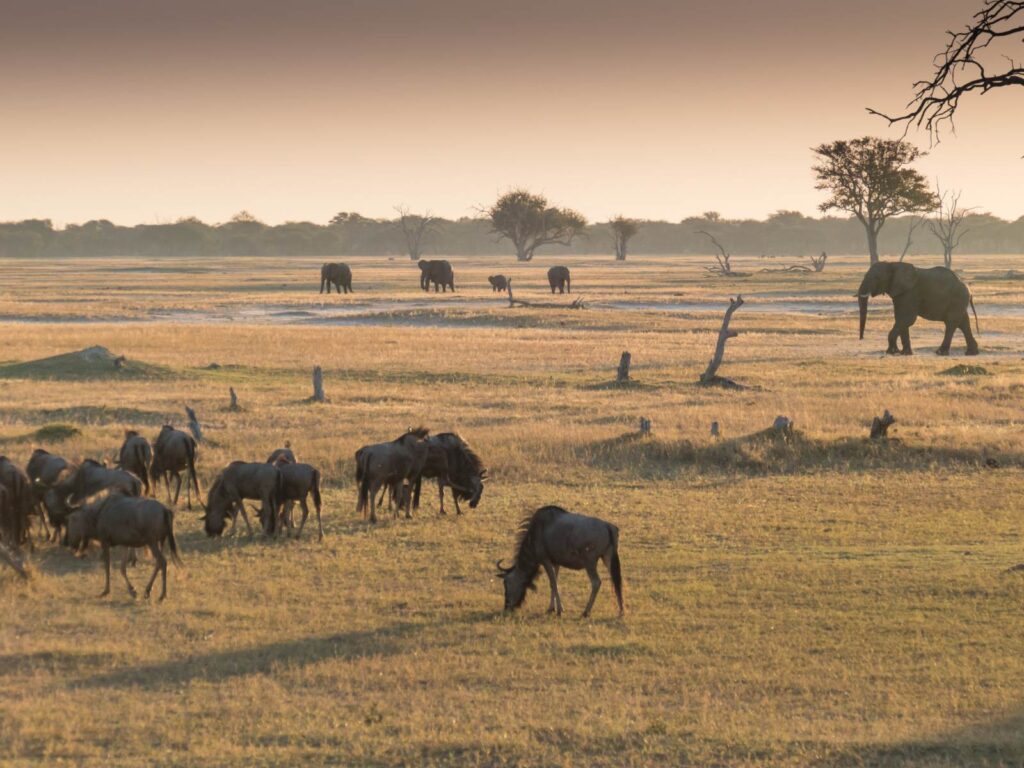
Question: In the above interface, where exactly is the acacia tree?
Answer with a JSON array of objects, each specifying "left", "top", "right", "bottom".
[
  {"left": 609, "top": 216, "right": 640, "bottom": 261},
  {"left": 812, "top": 137, "right": 937, "bottom": 264},
  {"left": 928, "top": 183, "right": 973, "bottom": 269},
  {"left": 870, "top": 1, "right": 1024, "bottom": 138},
  {"left": 394, "top": 207, "right": 437, "bottom": 261},
  {"left": 487, "top": 189, "right": 586, "bottom": 262}
]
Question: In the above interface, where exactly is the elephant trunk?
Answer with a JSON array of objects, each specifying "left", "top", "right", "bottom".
[{"left": 858, "top": 293, "right": 869, "bottom": 340}]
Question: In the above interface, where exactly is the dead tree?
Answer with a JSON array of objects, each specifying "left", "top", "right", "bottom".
[
  {"left": 311, "top": 366, "right": 326, "bottom": 403},
  {"left": 809, "top": 251, "right": 828, "bottom": 272},
  {"left": 928, "top": 183, "right": 973, "bottom": 269},
  {"left": 505, "top": 278, "right": 586, "bottom": 309},
  {"left": 228, "top": 387, "right": 240, "bottom": 412},
  {"left": 870, "top": 410, "right": 896, "bottom": 439},
  {"left": 869, "top": 1, "right": 1024, "bottom": 140},
  {"left": 697, "top": 231, "right": 750, "bottom": 277},
  {"left": 395, "top": 206, "right": 438, "bottom": 261},
  {"left": 184, "top": 406, "right": 203, "bottom": 443},
  {"left": 0, "top": 541, "right": 29, "bottom": 580},
  {"left": 898, "top": 217, "right": 927, "bottom": 262},
  {"left": 617, "top": 352, "right": 631, "bottom": 382},
  {"left": 699, "top": 296, "right": 745, "bottom": 388}
]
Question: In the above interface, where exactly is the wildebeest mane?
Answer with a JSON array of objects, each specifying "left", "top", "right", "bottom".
[
  {"left": 437, "top": 433, "right": 486, "bottom": 499},
  {"left": 509, "top": 505, "right": 568, "bottom": 601}
]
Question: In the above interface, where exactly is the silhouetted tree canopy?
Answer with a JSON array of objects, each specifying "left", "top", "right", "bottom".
[
  {"left": 487, "top": 189, "right": 587, "bottom": 261},
  {"left": 609, "top": 216, "right": 641, "bottom": 261},
  {"left": 813, "top": 137, "right": 937, "bottom": 263}
]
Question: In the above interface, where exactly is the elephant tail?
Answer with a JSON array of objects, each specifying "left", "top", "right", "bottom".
[{"left": 970, "top": 294, "right": 979, "bottom": 334}]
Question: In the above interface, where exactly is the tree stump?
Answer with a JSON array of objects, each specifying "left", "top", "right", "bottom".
[
  {"left": 638, "top": 416, "right": 651, "bottom": 436},
  {"left": 184, "top": 406, "right": 203, "bottom": 443},
  {"left": 710, "top": 421, "right": 720, "bottom": 439},
  {"left": 617, "top": 352, "right": 631, "bottom": 383},
  {"left": 228, "top": 387, "right": 240, "bottom": 412},
  {"left": 870, "top": 410, "right": 895, "bottom": 439},
  {"left": 311, "top": 366, "right": 326, "bottom": 403},
  {"left": 700, "top": 296, "right": 745, "bottom": 387}
]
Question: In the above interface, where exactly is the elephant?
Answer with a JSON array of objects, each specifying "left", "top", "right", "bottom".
[
  {"left": 857, "top": 261, "right": 979, "bottom": 356},
  {"left": 320, "top": 263, "right": 353, "bottom": 294},
  {"left": 488, "top": 275, "right": 508, "bottom": 293},
  {"left": 547, "top": 266, "right": 571, "bottom": 294},
  {"left": 418, "top": 259, "right": 455, "bottom": 293}
]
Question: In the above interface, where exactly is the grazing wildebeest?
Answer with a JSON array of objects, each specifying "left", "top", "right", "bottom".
[
  {"left": 412, "top": 433, "right": 486, "bottom": 516},
  {"left": 26, "top": 448, "right": 70, "bottom": 539},
  {"left": 151, "top": 425, "right": 201, "bottom": 509},
  {"left": 418, "top": 260, "right": 455, "bottom": 293},
  {"left": 547, "top": 266, "right": 571, "bottom": 294},
  {"left": 267, "top": 443, "right": 296, "bottom": 465},
  {"left": 276, "top": 462, "right": 323, "bottom": 540},
  {"left": 66, "top": 494, "right": 181, "bottom": 601},
  {"left": 320, "top": 262, "right": 353, "bottom": 294},
  {"left": 355, "top": 427, "right": 430, "bottom": 523},
  {"left": 203, "top": 461, "right": 283, "bottom": 537},
  {"left": 488, "top": 275, "right": 508, "bottom": 293},
  {"left": 118, "top": 430, "right": 153, "bottom": 495},
  {"left": 41, "top": 459, "right": 143, "bottom": 541},
  {"left": 496, "top": 505, "right": 623, "bottom": 618},
  {"left": 0, "top": 456, "right": 36, "bottom": 549}
]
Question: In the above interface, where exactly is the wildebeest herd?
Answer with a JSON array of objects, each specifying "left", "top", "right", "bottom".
[
  {"left": 318, "top": 260, "right": 575, "bottom": 297},
  {"left": 0, "top": 423, "right": 623, "bottom": 617}
]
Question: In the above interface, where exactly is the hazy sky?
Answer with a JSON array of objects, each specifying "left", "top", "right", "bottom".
[{"left": 1, "top": 0, "right": 1020, "bottom": 225}]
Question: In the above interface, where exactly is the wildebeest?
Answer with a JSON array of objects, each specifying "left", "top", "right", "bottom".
[
  {"left": 412, "top": 433, "right": 486, "bottom": 516},
  {"left": 118, "top": 430, "right": 153, "bottom": 495},
  {"left": 267, "top": 443, "right": 296, "bottom": 465},
  {"left": 488, "top": 275, "right": 508, "bottom": 293},
  {"left": 320, "top": 262, "right": 353, "bottom": 294},
  {"left": 547, "top": 266, "right": 571, "bottom": 294},
  {"left": 418, "top": 259, "right": 455, "bottom": 293},
  {"left": 26, "top": 448, "right": 70, "bottom": 538},
  {"left": 41, "top": 459, "right": 143, "bottom": 540},
  {"left": 496, "top": 505, "right": 623, "bottom": 618},
  {"left": 203, "top": 461, "right": 283, "bottom": 536},
  {"left": 151, "top": 425, "right": 201, "bottom": 509},
  {"left": 66, "top": 494, "right": 181, "bottom": 601},
  {"left": 0, "top": 456, "right": 37, "bottom": 549},
  {"left": 355, "top": 427, "right": 430, "bottom": 523},
  {"left": 277, "top": 462, "right": 323, "bottom": 540}
]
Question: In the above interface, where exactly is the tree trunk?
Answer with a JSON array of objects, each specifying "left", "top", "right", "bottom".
[
  {"left": 944, "top": 247, "right": 953, "bottom": 269},
  {"left": 184, "top": 406, "right": 203, "bottom": 443},
  {"left": 617, "top": 352, "right": 631, "bottom": 382},
  {"left": 866, "top": 225, "right": 880, "bottom": 264},
  {"left": 311, "top": 366, "right": 325, "bottom": 402},
  {"left": 517, "top": 245, "right": 533, "bottom": 262},
  {"left": 228, "top": 387, "right": 240, "bottom": 411},
  {"left": 700, "top": 296, "right": 744, "bottom": 385}
]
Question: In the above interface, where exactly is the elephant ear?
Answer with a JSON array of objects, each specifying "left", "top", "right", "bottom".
[{"left": 890, "top": 263, "right": 917, "bottom": 297}]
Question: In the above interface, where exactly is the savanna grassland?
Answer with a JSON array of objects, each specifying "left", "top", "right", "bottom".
[{"left": 2, "top": 253, "right": 1024, "bottom": 767}]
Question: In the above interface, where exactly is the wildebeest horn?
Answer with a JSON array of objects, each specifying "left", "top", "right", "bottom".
[{"left": 495, "top": 559, "right": 512, "bottom": 573}]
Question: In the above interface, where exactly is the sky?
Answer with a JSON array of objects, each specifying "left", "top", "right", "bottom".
[{"left": 1, "top": 0, "right": 1021, "bottom": 225}]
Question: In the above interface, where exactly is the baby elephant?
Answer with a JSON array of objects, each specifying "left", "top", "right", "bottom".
[
  {"left": 67, "top": 494, "right": 182, "bottom": 601},
  {"left": 488, "top": 275, "right": 508, "bottom": 293}
]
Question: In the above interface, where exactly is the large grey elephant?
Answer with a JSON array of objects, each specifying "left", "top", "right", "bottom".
[
  {"left": 320, "top": 263, "right": 353, "bottom": 294},
  {"left": 547, "top": 266, "right": 571, "bottom": 294},
  {"left": 418, "top": 259, "right": 455, "bottom": 293},
  {"left": 857, "top": 261, "right": 979, "bottom": 356}
]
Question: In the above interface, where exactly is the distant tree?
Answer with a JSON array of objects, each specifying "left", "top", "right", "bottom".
[
  {"left": 395, "top": 206, "right": 438, "bottom": 261},
  {"left": 230, "top": 210, "right": 260, "bottom": 224},
  {"left": 609, "top": 216, "right": 640, "bottom": 261},
  {"left": 702, "top": 211, "right": 722, "bottom": 223},
  {"left": 329, "top": 212, "right": 368, "bottom": 227},
  {"left": 870, "top": 1, "right": 1024, "bottom": 139},
  {"left": 812, "top": 137, "right": 937, "bottom": 264},
  {"left": 928, "top": 183, "right": 974, "bottom": 269},
  {"left": 897, "top": 217, "right": 927, "bottom": 262},
  {"left": 486, "top": 189, "right": 587, "bottom": 261}
]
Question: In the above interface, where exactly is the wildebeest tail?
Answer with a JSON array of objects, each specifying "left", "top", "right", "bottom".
[
  {"left": 185, "top": 438, "right": 203, "bottom": 505},
  {"left": 132, "top": 442, "right": 151, "bottom": 490},
  {"left": 311, "top": 468, "right": 322, "bottom": 512},
  {"left": 164, "top": 506, "right": 183, "bottom": 567},
  {"left": 607, "top": 524, "right": 623, "bottom": 605}
]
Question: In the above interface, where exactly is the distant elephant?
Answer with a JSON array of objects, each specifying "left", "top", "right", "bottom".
[
  {"left": 418, "top": 259, "right": 455, "bottom": 293},
  {"left": 320, "top": 263, "right": 353, "bottom": 294},
  {"left": 547, "top": 266, "right": 571, "bottom": 294},
  {"left": 488, "top": 275, "right": 508, "bottom": 293},
  {"left": 857, "top": 261, "right": 979, "bottom": 356}
]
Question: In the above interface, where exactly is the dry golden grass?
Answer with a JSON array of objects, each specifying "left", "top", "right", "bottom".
[{"left": 2, "top": 253, "right": 1024, "bottom": 766}]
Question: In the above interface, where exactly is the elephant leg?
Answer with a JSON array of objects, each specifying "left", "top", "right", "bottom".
[
  {"left": 960, "top": 317, "right": 980, "bottom": 355},
  {"left": 937, "top": 321, "right": 956, "bottom": 355},
  {"left": 886, "top": 326, "right": 901, "bottom": 355},
  {"left": 899, "top": 328, "right": 913, "bottom": 355}
]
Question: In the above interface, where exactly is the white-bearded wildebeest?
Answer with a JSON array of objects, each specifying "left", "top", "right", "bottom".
[
  {"left": 412, "top": 433, "right": 486, "bottom": 516},
  {"left": 496, "top": 506, "right": 624, "bottom": 618},
  {"left": 0, "top": 456, "right": 38, "bottom": 550},
  {"left": 276, "top": 462, "right": 324, "bottom": 540},
  {"left": 118, "top": 430, "right": 153, "bottom": 496},
  {"left": 151, "top": 425, "right": 201, "bottom": 509},
  {"left": 66, "top": 494, "right": 181, "bottom": 601},
  {"left": 41, "top": 459, "right": 143, "bottom": 542},
  {"left": 355, "top": 427, "right": 430, "bottom": 523},
  {"left": 26, "top": 448, "right": 70, "bottom": 539},
  {"left": 203, "top": 461, "right": 284, "bottom": 537}
]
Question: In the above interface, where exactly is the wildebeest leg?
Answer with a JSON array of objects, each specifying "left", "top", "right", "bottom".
[
  {"left": 296, "top": 498, "right": 310, "bottom": 538},
  {"left": 437, "top": 481, "right": 446, "bottom": 515},
  {"left": 239, "top": 503, "right": 254, "bottom": 537},
  {"left": 144, "top": 542, "right": 167, "bottom": 600},
  {"left": 120, "top": 550, "right": 138, "bottom": 599},
  {"left": 100, "top": 543, "right": 112, "bottom": 597},
  {"left": 172, "top": 473, "right": 183, "bottom": 505},
  {"left": 453, "top": 493, "right": 463, "bottom": 516},
  {"left": 543, "top": 563, "right": 562, "bottom": 615},
  {"left": 368, "top": 480, "right": 379, "bottom": 524},
  {"left": 163, "top": 472, "right": 173, "bottom": 504},
  {"left": 403, "top": 482, "right": 413, "bottom": 519},
  {"left": 185, "top": 474, "right": 192, "bottom": 510},
  {"left": 582, "top": 562, "right": 602, "bottom": 618}
]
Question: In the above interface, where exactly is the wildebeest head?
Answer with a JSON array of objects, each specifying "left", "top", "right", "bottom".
[
  {"left": 201, "top": 479, "right": 229, "bottom": 537},
  {"left": 64, "top": 502, "right": 100, "bottom": 551},
  {"left": 496, "top": 559, "right": 536, "bottom": 612}
]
